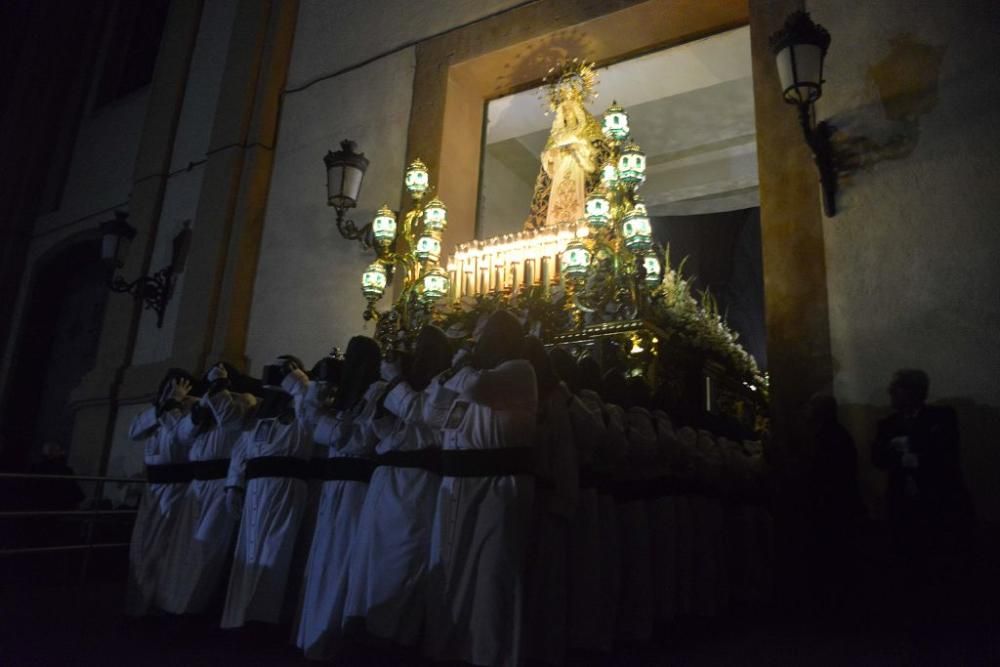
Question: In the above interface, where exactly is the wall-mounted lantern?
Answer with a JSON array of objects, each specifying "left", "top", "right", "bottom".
[
  {"left": 324, "top": 139, "right": 372, "bottom": 245},
  {"left": 100, "top": 211, "right": 191, "bottom": 328},
  {"left": 770, "top": 11, "right": 838, "bottom": 216}
]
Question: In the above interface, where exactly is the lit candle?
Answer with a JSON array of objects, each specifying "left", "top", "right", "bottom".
[
  {"left": 540, "top": 256, "right": 551, "bottom": 295},
  {"left": 480, "top": 267, "right": 489, "bottom": 295},
  {"left": 511, "top": 261, "right": 520, "bottom": 294},
  {"left": 494, "top": 267, "right": 502, "bottom": 294},
  {"left": 447, "top": 264, "right": 457, "bottom": 302},
  {"left": 524, "top": 258, "right": 534, "bottom": 288},
  {"left": 464, "top": 270, "right": 474, "bottom": 297}
]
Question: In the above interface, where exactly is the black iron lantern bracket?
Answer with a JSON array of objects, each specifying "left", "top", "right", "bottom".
[
  {"left": 107, "top": 219, "right": 192, "bottom": 328},
  {"left": 796, "top": 104, "right": 838, "bottom": 217},
  {"left": 330, "top": 206, "right": 375, "bottom": 249},
  {"left": 770, "top": 11, "right": 839, "bottom": 217},
  {"left": 325, "top": 140, "right": 372, "bottom": 249}
]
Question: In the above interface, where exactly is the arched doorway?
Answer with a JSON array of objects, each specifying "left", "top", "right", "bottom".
[{"left": 0, "top": 239, "right": 109, "bottom": 470}]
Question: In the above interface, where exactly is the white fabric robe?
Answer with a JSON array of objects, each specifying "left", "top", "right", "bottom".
[
  {"left": 594, "top": 398, "right": 627, "bottom": 649},
  {"left": 126, "top": 400, "right": 191, "bottom": 616},
  {"left": 616, "top": 406, "right": 657, "bottom": 642},
  {"left": 342, "top": 378, "right": 442, "bottom": 647},
  {"left": 158, "top": 390, "right": 252, "bottom": 614},
  {"left": 673, "top": 426, "right": 700, "bottom": 616},
  {"left": 424, "top": 361, "right": 537, "bottom": 667},
  {"left": 524, "top": 383, "right": 578, "bottom": 665},
  {"left": 567, "top": 391, "right": 606, "bottom": 652},
  {"left": 648, "top": 409, "right": 680, "bottom": 627},
  {"left": 221, "top": 375, "right": 321, "bottom": 628},
  {"left": 296, "top": 381, "right": 388, "bottom": 659},
  {"left": 691, "top": 429, "right": 727, "bottom": 617}
]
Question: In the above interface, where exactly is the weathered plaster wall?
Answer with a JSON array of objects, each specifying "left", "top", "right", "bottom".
[
  {"left": 245, "top": 49, "right": 416, "bottom": 372},
  {"left": 811, "top": 0, "right": 1000, "bottom": 520},
  {"left": 285, "top": 0, "right": 529, "bottom": 89},
  {"left": 33, "top": 90, "right": 150, "bottom": 238},
  {"left": 132, "top": 0, "right": 239, "bottom": 365},
  {"left": 246, "top": 0, "right": 532, "bottom": 371}
]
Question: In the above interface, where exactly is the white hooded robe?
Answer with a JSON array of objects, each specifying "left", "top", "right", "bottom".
[
  {"left": 220, "top": 374, "right": 322, "bottom": 628},
  {"left": 126, "top": 400, "right": 191, "bottom": 616},
  {"left": 423, "top": 360, "right": 537, "bottom": 667}
]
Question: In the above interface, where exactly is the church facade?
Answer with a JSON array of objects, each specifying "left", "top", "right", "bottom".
[{"left": 1, "top": 0, "right": 998, "bottom": 522}]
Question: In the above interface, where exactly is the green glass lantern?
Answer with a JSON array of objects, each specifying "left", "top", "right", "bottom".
[
  {"left": 362, "top": 261, "right": 388, "bottom": 300},
  {"left": 641, "top": 253, "right": 662, "bottom": 287},
  {"left": 422, "top": 197, "right": 447, "bottom": 233},
  {"left": 560, "top": 240, "right": 592, "bottom": 281},
  {"left": 420, "top": 266, "right": 450, "bottom": 304},
  {"left": 602, "top": 100, "right": 629, "bottom": 141},
  {"left": 405, "top": 158, "right": 430, "bottom": 197},
  {"left": 622, "top": 208, "right": 653, "bottom": 252},
  {"left": 600, "top": 161, "right": 619, "bottom": 188},
  {"left": 585, "top": 190, "right": 611, "bottom": 228},
  {"left": 415, "top": 234, "right": 441, "bottom": 263},
  {"left": 372, "top": 204, "right": 397, "bottom": 247},
  {"left": 618, "top": 141, "right": 646, "bottom": 186}
]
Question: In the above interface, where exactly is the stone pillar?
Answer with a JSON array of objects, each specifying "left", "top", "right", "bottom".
[
  {"left": 162, "top": 0, "right": 300, "bottom": 376},
  {"left": 749, "top": 0, "right": 834, "bottom": 603},
  {"left": 750, "top": 0, "right": 834, "bottom": 450},
  {"left": 68, "top": 0, "right": 206, "bottom": 475}
]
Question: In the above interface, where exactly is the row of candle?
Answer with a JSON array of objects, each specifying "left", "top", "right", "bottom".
[{"left": 444, "top": 222, "right": 583, "bottom": 301}]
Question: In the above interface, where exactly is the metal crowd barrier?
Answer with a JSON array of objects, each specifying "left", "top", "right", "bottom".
[{"left": 0, "top": 472, "right": 147, "bottom": 585}]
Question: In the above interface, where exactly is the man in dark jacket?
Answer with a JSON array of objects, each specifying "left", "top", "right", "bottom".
[{"left": 872, "top": 370, "right": 972, "bottom": 564}]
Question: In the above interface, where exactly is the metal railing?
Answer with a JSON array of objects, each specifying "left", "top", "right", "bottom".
[{"left": 0, "top": 472, "right": 147, "bottom": 585}]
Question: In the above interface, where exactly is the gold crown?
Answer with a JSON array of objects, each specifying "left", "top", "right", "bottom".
[{"left": 541, "top": 59, "right": 599, "bottom": 111}]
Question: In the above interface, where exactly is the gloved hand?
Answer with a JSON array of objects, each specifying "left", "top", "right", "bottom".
[
  {"left": 286, "top": 368, "right": 309, "bottom": 385},
  {"left": 169, "top": 377, "right": 192, "bottom": 402},
  {"left": 225, "top": 487, "right": 245, "bottom": 519},
  {"left": 207, "top": 363, "right": 228, "bottom": 383},
  {"left": 381, "top": 359, "right": 403, "bottom": 382}
]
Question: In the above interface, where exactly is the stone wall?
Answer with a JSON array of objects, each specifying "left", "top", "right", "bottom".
[{"left": 810, "top": 0, "right": 1000, "bottom": 520}]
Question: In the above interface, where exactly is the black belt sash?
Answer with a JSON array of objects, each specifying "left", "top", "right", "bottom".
[
  {"left": 246, "top": 455, "right": 311, "bottom": 481},
  {"left": 376, "top": 449, "right": 442, "bottom": 474},
  {"left": 192, "top": 458, "right": 230, "bottom": 480},
  {"left": 312, "top": 457, "right": 377, "bottom": 482},
  {"left": 147, "top": 462, "right": 195, "bottom": 484},
  {"left": 440, "top": 447, "right": 535, "bottom": 478}
]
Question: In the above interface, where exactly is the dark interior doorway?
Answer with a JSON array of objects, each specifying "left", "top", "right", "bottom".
[{"left": 0, "top": 239, "right": 109, "bottom": 470}]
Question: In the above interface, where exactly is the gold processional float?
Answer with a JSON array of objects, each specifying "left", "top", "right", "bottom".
[{"left": 341, "top": 61, "right": 766, "bottom": 431}]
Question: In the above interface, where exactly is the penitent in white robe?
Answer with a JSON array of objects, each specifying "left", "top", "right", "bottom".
[
  {"left": 424, "top": 361, "right": 537, "bottom": 667},
  {"left": 221, "top": 375, "right": 321, "bottom": 629},
  {"left": 524, "top": 383, "right": 579, "bottom": 665},
  {"left": 567, "top": 391, "right": 606, "bottom": 652},
  {"left": 616, "top": 406, "right": 657, "bottom": 643},
  {"left": 296, "top": 381, "right": 388, "bottom": 660},
  {"left": 157, "top": 390, "right": 252, "bottom": 615},
  {"left": 594, "top": 399, "right": 627, "bottom": 649},
  {"left": 691, "top": 430, "right": 728, "bottom": 618},
  {"left": 673, "top": 426, "right": 700, "bottom": 617},
  {"left": 342, "top": 378, "right": 442, "bottom": 647},
  {"left": 126, "top": 401, "right": 191, "bottom": 616},
  {"left": 647, "top": 409, "right": 680, "bottom": 627}
]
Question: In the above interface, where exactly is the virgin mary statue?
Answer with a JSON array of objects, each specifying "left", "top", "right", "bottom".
[{"left": 525, "top": 61, "right": 606, "bottom": 231}]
